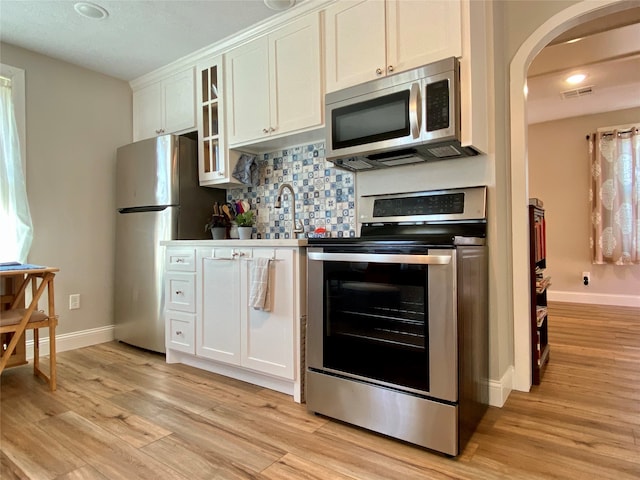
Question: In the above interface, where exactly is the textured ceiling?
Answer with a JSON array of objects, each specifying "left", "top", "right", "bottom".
[{"left": 0, "top": 0, "right": 292, "bottom": 80}]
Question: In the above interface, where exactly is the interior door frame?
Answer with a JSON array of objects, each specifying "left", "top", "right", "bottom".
[{"left": 509, "top": 0, "right": 634, "bottom": 392}]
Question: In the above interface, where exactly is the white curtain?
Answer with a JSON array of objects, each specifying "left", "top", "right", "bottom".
[
  {"left": 0, "top": 76, "right": 33, "bottom": 263},
  {"left": 589, "top": 126, "right": 640, "bottom": 265}
]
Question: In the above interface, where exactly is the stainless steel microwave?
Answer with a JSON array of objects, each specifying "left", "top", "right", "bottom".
[{"left": 326, "top": 57, "right": 478, "bottom": 171}]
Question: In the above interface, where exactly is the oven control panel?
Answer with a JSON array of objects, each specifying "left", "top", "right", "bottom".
[
  {"left": 360, "top": 186, "right": 486, "bottom": 224},
  {"left": 372, "top": 192, "right": 464, "bottom": 217}
]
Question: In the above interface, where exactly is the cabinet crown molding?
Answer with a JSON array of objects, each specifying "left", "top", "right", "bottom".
[{"left": 130, "top": 0, "right": 336, "bottom": 90}]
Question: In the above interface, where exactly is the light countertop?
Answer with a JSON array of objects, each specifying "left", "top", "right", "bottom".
[{"left": 161, "top": 239, "right": 308, "bottom": 247}]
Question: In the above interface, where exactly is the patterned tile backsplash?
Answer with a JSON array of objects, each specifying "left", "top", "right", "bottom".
[{"left": 227, "top": 142, "right": 356, "bottom": 239}]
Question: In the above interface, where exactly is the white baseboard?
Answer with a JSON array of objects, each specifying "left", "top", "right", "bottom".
[
  {"left": 548, "top": 290, "right": 640, "bottom": 308},
  {"left": 25, "top": 325, "right": 115, "bottom": 359},
  {"left": 488, "top": 366, "right": 513, "bottom": 408}
]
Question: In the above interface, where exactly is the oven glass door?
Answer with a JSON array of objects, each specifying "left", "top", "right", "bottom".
[{"left": 307, "top": 247, "right": 457, "bottom": 400}]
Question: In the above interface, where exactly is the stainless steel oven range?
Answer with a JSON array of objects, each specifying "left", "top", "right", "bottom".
[{"left": 306, "top": 186, "right": 488, "bottom": 456}]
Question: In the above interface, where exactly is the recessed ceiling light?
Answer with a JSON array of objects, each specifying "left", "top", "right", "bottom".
[
  {"left": 264, "top": 0, "right": 296, "bottom": 11},
  {"left": 74, "top": 2, "right": 109, "bottom": 19},
  {"left": 566, "top": 73, "right": 586, "bottom": 85}
]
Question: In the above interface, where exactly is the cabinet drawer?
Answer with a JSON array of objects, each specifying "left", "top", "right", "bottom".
[
  {"left": 166, "top": 273, "right": 195, "bottom": 312},
  {"left": 166, "top": 310, "right": 195, "bottom": 354},
  {"left": 166, "top": 248, "right": 196, "bottom": 272}
]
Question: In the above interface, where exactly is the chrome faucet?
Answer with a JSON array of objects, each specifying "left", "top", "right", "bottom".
[{"left": 275, "top": 183, "right": 304, "bottom": 236}]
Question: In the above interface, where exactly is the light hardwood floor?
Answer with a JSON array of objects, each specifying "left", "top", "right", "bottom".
[{"left": 1, "top": 302, "right": 639, "bottom": 479}]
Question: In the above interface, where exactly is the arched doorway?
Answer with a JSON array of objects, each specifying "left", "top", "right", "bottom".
[{"left": 509, "top": 0, "right": 637, "bottom": 391}]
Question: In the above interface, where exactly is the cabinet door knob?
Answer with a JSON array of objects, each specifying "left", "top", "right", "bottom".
[
  {"left": 269, "top": 127, "right": 276, "bottom": 133},
  {"left": 155, "top": 129, "right": 162, "bottom": 134},
  {"left": 263, "top": 128, "right": 269, "bottom": 134},
  {"left": 175, "top": 290, "right": 183, "bottom": 295},
  {"left": 387, "top": 65, "right": 394, "bottom": 73},
  {"left": 176, "top": 330, "right": 183, "bottom": 336},
  {"left": 376, "top": 68, "right": 383, "bottom": 75}
]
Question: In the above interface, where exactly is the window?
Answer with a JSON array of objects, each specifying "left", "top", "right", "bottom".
[
  {"left": 0, "top": 64, "right": 32, "bottom": 263},
  {"left": 589, "top": 125, "right": 640, "bottom": 265}
]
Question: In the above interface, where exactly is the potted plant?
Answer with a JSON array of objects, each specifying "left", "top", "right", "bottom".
[
  {"left": 205, "top": 213, "right": 230, "bottom": 240},
  {"left": 235, "top": 211, "right": 254, "bottom": 240}
]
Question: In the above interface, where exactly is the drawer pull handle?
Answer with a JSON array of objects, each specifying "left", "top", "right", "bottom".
[
  {"left": 175, "top": 290, "right": 184, "bottom": 295},
  {"left": 176, "top": 330, "right": 183, "bottom": 336},
  {"left": 176, "top": 258, "right": 184, "bottom": 263}
]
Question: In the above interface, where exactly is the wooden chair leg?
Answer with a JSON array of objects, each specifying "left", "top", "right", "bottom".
[
  {"left": 48, "top": 276, "right": 56, "bottom": 391},
  {"left": 33, "top": 327, "right": 40, "bottom": 373},
  {"left": 49, "top": 322, "right": 56, "bottom": 391}
]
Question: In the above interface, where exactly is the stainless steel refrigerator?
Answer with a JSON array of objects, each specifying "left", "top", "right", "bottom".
[{"left": 114, "top": 134, "right": 224, "bottom": 353}]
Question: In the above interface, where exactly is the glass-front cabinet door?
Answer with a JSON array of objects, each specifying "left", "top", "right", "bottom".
[{"left": 196, "top": 55, "right": 241, "bottom": 187}]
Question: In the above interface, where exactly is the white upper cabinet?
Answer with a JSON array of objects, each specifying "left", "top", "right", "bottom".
[
  {"left": 269, "top": 15, "right": 323, "bottom": 140},
  {"left": 133, "top": 67, "right": 196, "bottom": 141},
  {"left": 325, "top": 0, "right": 386, "bottom": 92},
  {"left": 226, "top": 12, "right": 323, "bottom": 147},
  {"left": 225, "top": 38, "right": 271, "bottom": 146},
  {"left": 325, "top": 0, "right": 462, "bottom": 92},
  {"left": 132, "top": 82, "right": 162, "bottom": 141}
]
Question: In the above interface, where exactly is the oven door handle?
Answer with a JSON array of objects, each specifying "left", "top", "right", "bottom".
[{"left": 307, "top": 252, "right": 451, "bottom": 265}]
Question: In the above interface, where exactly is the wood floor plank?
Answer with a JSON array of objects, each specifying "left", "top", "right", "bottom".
[
  {"left": 37, "top": 411, "right": 189, "bottom": 480},
  {"left": 51, "top": 464, "right": 110, "bottom": 480},
  {"left": 0, "top": 302, "right": 638, "bottom": 479},
  {"left": 141, "top": 433, "right": 270, "bottom": 480},
  {"left": 0, "top": 449, "right": 29, "bottom": 480},
  {"left": 1, "top": 415, "right": 86, "bottom": 479},
  {"left": 110, "top": 388, "right": 286, "bottom": 474},
  {"left": 259, "top": 452, "right": 359, "bottom": 480}
]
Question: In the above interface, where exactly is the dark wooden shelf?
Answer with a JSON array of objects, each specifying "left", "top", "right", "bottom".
[{"left": 529, "top": 203, "right": 550, "bottom": 385}]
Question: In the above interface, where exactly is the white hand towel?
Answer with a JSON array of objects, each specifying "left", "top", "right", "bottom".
[{"left": 249, "top": 257, "right": 271, "bottom": 311}]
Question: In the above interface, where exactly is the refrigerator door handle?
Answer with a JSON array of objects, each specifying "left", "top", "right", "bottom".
[{"left": 118, "top": 205, "right": 170, "bottom": 214}]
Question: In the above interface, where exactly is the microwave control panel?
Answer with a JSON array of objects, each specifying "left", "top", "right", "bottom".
[{"left": 425, "top": 79, "right": 450, "bottom": 132}]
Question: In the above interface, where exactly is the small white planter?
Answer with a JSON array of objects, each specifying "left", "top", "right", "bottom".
[{"left": 237, "top": 226, "right": 253, "bottom": 240}]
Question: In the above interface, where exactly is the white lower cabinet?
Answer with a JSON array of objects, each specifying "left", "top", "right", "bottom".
[
  {"left": 200, "top": 248, "right": 242, "bottom": 364},
  {"left": 164, "top": 244, "right": 305, "bottom": 402},
  {"left": 240, "top": 248, "right": 294, "bottom": 379}
]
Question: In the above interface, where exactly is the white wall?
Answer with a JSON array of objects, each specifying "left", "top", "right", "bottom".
[
  {"left": 0, "top": 42, "right": 132, "bottom": 339},
  {"left": 528, "top": 108, "right": 640, "bottom": 305}
]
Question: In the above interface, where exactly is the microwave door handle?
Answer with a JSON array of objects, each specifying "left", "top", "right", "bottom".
[
  {"left": 409, "top": 82, "right": 421, "bottom": 139},
  {"left": 307, "top": 252, "right": 450, "bottom": 265}
]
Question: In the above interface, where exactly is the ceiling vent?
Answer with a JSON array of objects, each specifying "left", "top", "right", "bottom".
[{"left": 561, "top": 85, "right": 594, "bottom": 100}]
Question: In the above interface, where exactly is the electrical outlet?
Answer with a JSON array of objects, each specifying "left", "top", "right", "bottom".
[
  {"left": 69, "top": 294, "right": 80, "bottom": 310},
  {"left": 582, "top": 272, "right": 590, "bottom": 286}
]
